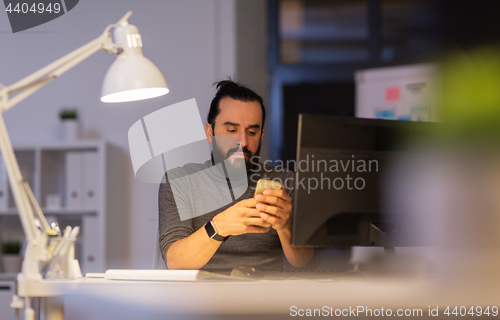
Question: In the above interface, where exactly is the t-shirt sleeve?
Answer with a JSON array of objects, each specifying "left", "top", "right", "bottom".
[{"left": 158, "top": 173, "right": 195, "bottom": 267}]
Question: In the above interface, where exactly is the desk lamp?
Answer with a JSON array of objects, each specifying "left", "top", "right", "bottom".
[{"left": 0, "top": 11, "right": 168, "bottom": 320}]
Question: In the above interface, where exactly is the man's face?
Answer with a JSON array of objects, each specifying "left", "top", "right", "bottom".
[{"left": 205, "top": 97, "right": 263, "bottom": 169}]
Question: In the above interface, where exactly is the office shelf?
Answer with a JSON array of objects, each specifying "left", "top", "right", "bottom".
[{"left": 0, "top": 140, "right": 126, "bottom": 275}]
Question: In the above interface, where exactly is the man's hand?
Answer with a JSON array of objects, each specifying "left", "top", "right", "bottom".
[
  {"left": 254, "top": 186, "right": 314, "bottom": 268},
  {"left": 212, "top": 198, "right": 270, "bottom": 237},
  {"left": 255, "top": 186, "right": 292, "bottom": 230}
]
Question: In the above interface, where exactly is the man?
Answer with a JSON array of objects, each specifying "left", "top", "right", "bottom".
[{"left": 159, "top": 80, "right": 318, "bottom": 272}]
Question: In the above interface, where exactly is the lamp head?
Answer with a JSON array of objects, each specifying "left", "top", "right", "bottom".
[{"left": 101, "top": 22, "right": 168, "bottom": 103}]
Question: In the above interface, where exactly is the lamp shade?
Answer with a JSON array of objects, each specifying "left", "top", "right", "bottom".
[{"left": 101, "top": 23, "right": 168, "bottom": 103}]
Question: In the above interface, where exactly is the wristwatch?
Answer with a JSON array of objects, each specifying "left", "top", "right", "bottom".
[{"left": 205, "top": 219, "right": 229, "bottom": 242}]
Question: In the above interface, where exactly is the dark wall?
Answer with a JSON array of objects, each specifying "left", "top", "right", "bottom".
[
  {"left": 437, "top": 0, "right": 500, "bottom": 50},
  {"left": 282, "top": 82, "right": 355, "bottom": 162}
]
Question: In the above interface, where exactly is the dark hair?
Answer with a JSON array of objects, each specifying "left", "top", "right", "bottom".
[{"left": 207, "top": 80, "right": 266, "bottom": 132}]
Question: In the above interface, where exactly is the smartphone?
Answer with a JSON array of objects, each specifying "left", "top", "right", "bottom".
[
  {"left": 253, "top": 179, "right": 283, "bottom": 228},
  {"left": 254, "top": 179, "right": 282, "bottom": 197}
]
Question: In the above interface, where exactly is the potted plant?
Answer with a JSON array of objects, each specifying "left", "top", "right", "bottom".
[
  {"left": 1, "top": 239, "right": 22, "bottom": 273},
  {"left": 59, "top": 107, "right": 80, "bottom": 141}
]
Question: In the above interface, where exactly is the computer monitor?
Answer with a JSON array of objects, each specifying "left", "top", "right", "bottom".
[{"left": 291, "top": 114, "right": 435, "bottom": 248}]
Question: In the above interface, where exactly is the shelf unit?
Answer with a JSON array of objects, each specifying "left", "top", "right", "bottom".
[
  {"left": 0, "top": 274, "right": 16, "bottom": 320},
  {"left": 0, "top": 140, "right": 126, "bottom": 275}
]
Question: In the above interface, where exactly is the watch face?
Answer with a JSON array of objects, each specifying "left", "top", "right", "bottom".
[
  {"left": 205, "top": 220, "right": 227, "bottom": 242},
  {"left": 205, "top": 221, "right": 216, "bottom": 237}
]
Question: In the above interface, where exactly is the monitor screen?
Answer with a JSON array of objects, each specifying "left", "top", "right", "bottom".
[{"left": 291, "top": 114, "right": 435, "bottom": 248}]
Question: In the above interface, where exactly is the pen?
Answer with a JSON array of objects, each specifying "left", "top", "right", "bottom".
[
  {"left": 68, "top": 226, "right": 80, "bottom": 240},
  {"left": 44, "top": 226, "right": 72, "bottom": 278},
  {"left": 51, "top": 226, "right": 72, "bottom": 257}
]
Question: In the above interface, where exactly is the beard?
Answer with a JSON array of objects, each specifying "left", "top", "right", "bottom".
[{"left": 211, "top": 135, "right": 262, "bottom": 174}]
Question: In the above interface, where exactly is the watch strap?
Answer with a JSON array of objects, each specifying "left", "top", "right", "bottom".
[{"left": 205, "top": 220, "right": 229, "bottom": 242}]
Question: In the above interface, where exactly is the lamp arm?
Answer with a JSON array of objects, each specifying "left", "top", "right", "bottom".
[
  {"left": 0, "top": 32, "right": 121, "bottom": 112},
  {"left": 114, "top": 10, "right": 132, "bottom": 27},
  {"left": 3, "top": 39, "right": 108, "bottom": 111},
  {"left": 0, "top": 10, "right": 133, "bottom": 112},
  {"left": 0, "top": 116, "right": 38, "bottom": 242}
]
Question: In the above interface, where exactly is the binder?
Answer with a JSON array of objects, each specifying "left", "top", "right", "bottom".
[
  {"left": 82, "top": 152, "right": 99, "bottom": 209},
  {"left": 65, "top": 152, "right": 83, "bottom": 209},
  {"left": 81, "top": 215, "right": 102, "bottom": 273}
]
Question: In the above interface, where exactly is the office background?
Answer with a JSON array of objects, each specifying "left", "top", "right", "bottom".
[
  {"left": 1, "top": 0, "right": 500, "bottom": 271},
  {"left": 0, "top": 0, "right": 268, "bottom": 270}
]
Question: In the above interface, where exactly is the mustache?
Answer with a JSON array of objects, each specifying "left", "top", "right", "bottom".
[{"left": 227, "top": 146, "right": 252, "bottom": 157}]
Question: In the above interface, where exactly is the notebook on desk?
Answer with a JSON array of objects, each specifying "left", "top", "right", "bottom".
[{"left": 86, "top": 269, "right": 234, "bottom": 281}]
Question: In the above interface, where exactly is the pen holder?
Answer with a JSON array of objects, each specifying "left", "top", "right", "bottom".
[{"left": 44, "top": 236, "right": 82, "bottom": 279}]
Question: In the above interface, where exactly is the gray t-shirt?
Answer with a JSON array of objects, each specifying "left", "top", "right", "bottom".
[{"left": 158, "top": 160, "right": 317, "bottom": 273}]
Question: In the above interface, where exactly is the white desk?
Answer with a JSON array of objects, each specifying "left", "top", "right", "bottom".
[{"left": 18, "top": 274, "right": 500, "bottom": 320}]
